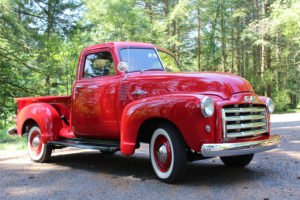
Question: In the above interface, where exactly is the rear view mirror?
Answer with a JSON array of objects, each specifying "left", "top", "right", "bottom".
[{"left": 117, "top": 62, "right": 128, "bottom": 73}]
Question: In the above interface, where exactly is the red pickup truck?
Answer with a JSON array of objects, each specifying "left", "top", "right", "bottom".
[{"left": 10, "top": 42, "right": 280, "bottom": 183}]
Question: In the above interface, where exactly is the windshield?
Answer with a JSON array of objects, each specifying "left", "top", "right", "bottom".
[{"left": 119, "top": 48, "right": 164, "bottom": 72}]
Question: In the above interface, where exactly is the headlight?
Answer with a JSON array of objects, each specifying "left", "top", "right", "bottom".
[
  {"left": 201, "top": 96, "right": 215, "bottom": 117},
  {"left": 266, "top": 98, "right": 275, "bottom": 113}
]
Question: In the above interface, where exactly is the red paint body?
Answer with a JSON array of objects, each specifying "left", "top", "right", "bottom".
[{"left": 14, "top": 42, "right": 273, "bottom": 156}]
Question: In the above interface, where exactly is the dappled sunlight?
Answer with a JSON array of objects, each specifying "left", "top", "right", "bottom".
[
  {"left": 52, "top": 148, "right": 94, "bottom": 156},
  {"left": 0, "top": 150, "right": 27, "bottom": 161},
  {"left": 290, "top": 140, "right": 300, "bottom": 144},
  {"left": 135, "top": 143, "right": 149, "bottom": 155},
  {"left": 268, "top": 148, "right": 300, "bottom": 160},
  {"left": 273, "top": 125, "right": 300, "bottom": 130},
  {"left": 271, "top": 113, "right": 300, "bottom": 122},
  {"left": 5, "top": 186, "right": 40, "bottom": 197}
]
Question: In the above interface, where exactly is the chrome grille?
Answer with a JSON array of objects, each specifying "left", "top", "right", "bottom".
[{"left": 222, "top": 104, "right": 268, "bottom": 141}]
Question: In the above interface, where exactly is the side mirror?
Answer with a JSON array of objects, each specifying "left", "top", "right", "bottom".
[{"left": 117, "top": 62, "right": 128, "bottom": 73}]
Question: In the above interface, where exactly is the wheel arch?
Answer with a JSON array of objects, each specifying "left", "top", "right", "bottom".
[
  {"left": 21, "top": 118, "right": 38, "bottom": 136},
  {"left": 17, "top": 103, "right": 63, "bottom": 144},
  {"left": 120, "top": 94, "right": 203, "bottom": 155},
  {"left": 137, "top": 117, "right": 187, "bottom": 148}
]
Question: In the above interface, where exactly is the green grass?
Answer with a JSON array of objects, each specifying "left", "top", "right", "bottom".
[
  {"left": 274, "top": 104, "right": 300, "bottom": 114},
  {"left": 0, "top": 128, "right": 27, "bottom": 151}
]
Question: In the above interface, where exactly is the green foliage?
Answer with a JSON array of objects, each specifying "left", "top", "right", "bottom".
[
  {"left": 270, "top": 0, "right": 300, "bottom": 46},
  {"left": 0, "top": 0, "right": 82, "bottom": 128},
  {"left": 85, "top": 0, "right": 151, "bottom": 42},
  {"left": 273, "top": 90, "right": 291, "bottom": 112}
]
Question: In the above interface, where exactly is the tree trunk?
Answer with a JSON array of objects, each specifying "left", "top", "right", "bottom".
[
  {"left": 262, "top": 0, "right": 272, "bottom": 97},
  {"left": 220, "top": 1, "right": 226, "bottom": 72},
  {"left": 177, "top": 22, "right": 180, "bottom": 61},
  {"left": 197, "top": 8, "right": 201, "bottom": 72},
  {"left": 234, "top": 15, "right": 240, "bottom": 75},
  {"left": 209, "top": 6, "right": 220, "bottom": 70},
  {"left": 230, "top": 8, "right": 234, "bottom": 73},
  {"left": 275, "top": 28, "right": 280, "bottom": 91}
]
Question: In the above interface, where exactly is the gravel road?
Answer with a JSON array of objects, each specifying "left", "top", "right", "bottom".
[{"left": 1, "top": 113, "right": 299, "bottom": 200}]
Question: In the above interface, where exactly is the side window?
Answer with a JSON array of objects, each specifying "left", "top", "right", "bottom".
[
  {"left": 83, "top": 51, "right": 116, "bottom": 78},
  {"left": 157, "top": 50, "right": 181, "bottom": 72}
]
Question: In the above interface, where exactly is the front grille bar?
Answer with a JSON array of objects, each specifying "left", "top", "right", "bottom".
[
  {"left": 227, "top": 122, "right": 266, "bottom": 130},
  {"left": 224, "top": 107, "right": 265, "bottom": 113},
  {"left": 222, "top": 104, "right": 268, "bottom": 141},
  {"left": 225, "top": 115, "right": 266, "bottom": 121},
  {"left": 226, "top": 129, "right": 267, "bottom": 138}
]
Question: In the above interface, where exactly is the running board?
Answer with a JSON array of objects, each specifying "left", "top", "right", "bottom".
[{"left": 47, "top": 137, "right": 120, "bottom": 151}]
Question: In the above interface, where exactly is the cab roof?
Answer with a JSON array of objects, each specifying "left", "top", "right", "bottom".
[{"left": 82, "top": 42, "right": 174, "bottom": 56}]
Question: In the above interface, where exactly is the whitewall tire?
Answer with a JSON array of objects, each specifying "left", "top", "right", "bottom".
[
  {"left": 27, "top": 126, "right": 52, "bottom": 163},
  {"left": 150, "top": 124, "right": 187, "bottom": 183}
]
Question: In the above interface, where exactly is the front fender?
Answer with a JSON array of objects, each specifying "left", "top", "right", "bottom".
[
  {"left": 120, "top": 94, "right": 215, "bottom": 155},
  {"left": 17, "top": 103, "right": 62, "bottom": 144}
]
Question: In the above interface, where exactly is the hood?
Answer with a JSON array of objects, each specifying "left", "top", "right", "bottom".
[{"left": 128, "top": 71, "right": 254, "bottom": 100}]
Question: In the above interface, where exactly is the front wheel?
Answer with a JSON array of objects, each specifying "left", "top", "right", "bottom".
[
  {"left": 150, "top": 124, "right": 187, "bottom": 183},
  {"left": 220, "top": 154, "right": 254, "bottom": 168},
  {"left": 27, "top": 126, "right": 52, "bottom": 163}
]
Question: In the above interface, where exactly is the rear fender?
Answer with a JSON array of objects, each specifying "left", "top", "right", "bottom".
[
  {"left": 17, "top": 103, "right": 63, "bottom": 144},
  {"left": 120, "top": 94, "right": 208, "bottom": 155}
]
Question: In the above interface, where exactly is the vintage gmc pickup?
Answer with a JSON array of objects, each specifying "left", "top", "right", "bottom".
[{"left": 9, "top": 42, "right": 280, "bottom": 183}]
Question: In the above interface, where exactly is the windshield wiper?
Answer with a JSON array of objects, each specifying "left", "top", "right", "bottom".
[{"left": 141, "top": 68, "right": 165, "bottom": 72}]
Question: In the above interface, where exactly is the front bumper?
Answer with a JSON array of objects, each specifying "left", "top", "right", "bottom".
[{"left": 201, "top": 135, "right": 280, "bottom": 157}]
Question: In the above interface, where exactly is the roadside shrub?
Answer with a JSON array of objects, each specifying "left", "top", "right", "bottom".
[{"left": 273, "top": 90, "right": 290, "bottom": 112}]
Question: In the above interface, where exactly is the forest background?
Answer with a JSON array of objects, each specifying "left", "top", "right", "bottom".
[{"left": 0, "top": 0, "right": 299, "bottom": 134}]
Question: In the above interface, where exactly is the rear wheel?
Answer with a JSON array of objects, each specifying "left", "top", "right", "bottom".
[
  {"left": 220, "top": 154, "right": 254, "bottom": 168},
  {"left": 27, "top": 126, "right": 52, "bottom": 163},
  {"left": 150, "top": 124, "right": 187, "bottom": 183}
]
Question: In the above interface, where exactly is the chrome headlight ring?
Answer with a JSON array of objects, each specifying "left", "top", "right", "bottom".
[
  {"left": 201, "top": 96, "right": 215, "bottom": 117},
  {"left": 266, "top": 98, "right": 275, "bottom": 113}
]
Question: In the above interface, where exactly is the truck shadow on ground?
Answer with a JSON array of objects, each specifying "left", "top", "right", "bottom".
[{"left": 49, "top": 150, "right": 270, "bottom": 186}]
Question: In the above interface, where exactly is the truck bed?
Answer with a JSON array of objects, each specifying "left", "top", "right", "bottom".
[{"left": 14, "top": 95, "right": 71, "bottom": 113}]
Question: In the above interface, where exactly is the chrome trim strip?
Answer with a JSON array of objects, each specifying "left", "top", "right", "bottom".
[
  {"left": 131, "top": 90, "right": 148, "bottom": 95},
  {"left": 227, "top": 129, "right": 267, "bottom": 138},
  {"left": 263, "top": 107, "right": 269, "bottom": 132},
  {"left": 201, "top": 135, "right": 280, "bottom": 157},
  {"left": 225, "top": 115, "right": 266, "bottom": 121},
  {"left": 227, "top": 122, "right": 266, "bottom": 130},
  {"left": 221, "top": 109, "right": 227, "bottom": 140},
  {"left": 224, "top": 107, "right": 265, "bottom": 113},
  {"left": 154, "top": 48, "right": 167, "bottom": 71}
]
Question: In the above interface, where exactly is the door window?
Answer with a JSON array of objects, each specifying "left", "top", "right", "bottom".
[
  {"left": 157, "top": 50, "right": 181, "bottom": 72},
  {"left": 83, "top": 51, "right": 116, "bottom": 78}
]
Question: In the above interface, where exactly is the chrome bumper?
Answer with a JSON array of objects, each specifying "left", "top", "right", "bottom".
[{"left": 201, "top": 135, "right": 281, "bottom": 157}]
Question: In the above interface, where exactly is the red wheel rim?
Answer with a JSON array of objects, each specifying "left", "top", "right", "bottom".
[
  {"left": 153, "top": 134, "right": 172, "bottom": 172},
  {"left": 29, "top": 130, "right": 42, "bottom": 156}
]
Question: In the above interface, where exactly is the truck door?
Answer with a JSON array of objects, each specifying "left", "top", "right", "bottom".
[{"left": 71, "top": 48, "right": 120, "bottom": 140}]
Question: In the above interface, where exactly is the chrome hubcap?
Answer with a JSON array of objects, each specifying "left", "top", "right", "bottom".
[
  {"left": 32, "top": 136, "right": 40, "bottom": 149},
  {"left": 157, "top": 144, "right": 167, "bottom": 163}
]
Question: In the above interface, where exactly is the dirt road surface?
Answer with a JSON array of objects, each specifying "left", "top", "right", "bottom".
[{"left": 1, "top": 113, "right": 299, "bottom": 200}]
